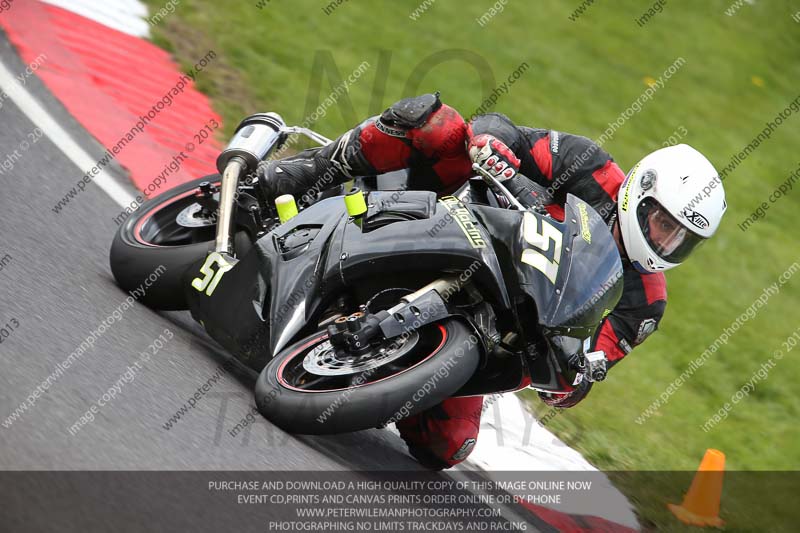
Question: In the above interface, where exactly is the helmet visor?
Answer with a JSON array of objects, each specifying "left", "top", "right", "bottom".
[{"left": 636, "top": 197, "right": 706, "bottom": 264}]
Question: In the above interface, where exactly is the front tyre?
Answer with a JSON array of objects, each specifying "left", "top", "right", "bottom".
[
  {"left": 255, "top": 319, "right": 480, "bottom": 435},
  {"left": 109, "top": 176, "right": 249, "bottom": 310}
]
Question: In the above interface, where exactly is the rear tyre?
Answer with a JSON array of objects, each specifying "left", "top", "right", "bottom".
[{"left": 255, "top": 319, "right": 480, "bottom": 435}]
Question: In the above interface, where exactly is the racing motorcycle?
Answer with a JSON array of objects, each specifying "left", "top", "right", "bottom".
[{"left": 110, "top": 112, "right": 623, "bottom": 435}]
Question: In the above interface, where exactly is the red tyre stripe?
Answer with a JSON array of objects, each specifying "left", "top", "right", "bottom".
[{"left": 275, "top": 324, "right": 449, "bottom": 393}]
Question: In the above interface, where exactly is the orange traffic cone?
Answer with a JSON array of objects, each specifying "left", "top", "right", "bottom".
[{"left": 668, "top": 449, "right": 725, "bottom": 527}]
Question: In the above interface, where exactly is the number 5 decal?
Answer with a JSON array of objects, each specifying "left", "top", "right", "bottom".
[
  {"left": 191, "top": 252, "right": 234, "bottom": 296},
  {"left": 521, "top": 212, "right": 563, "bottom": 284}
]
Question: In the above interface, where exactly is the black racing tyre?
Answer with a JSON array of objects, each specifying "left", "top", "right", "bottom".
[
  {"left": 109, "top": 175, "right": 249, "bottom": 310},
  {"left": 255, "top": 319, "right": 480, "bottom": 435}
]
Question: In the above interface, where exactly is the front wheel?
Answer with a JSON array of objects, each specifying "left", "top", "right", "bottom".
[
  {"left": 255, "top": 319, "right": 480, "bottom": 435},
  {"left": 109, "top": 176, "right": 250, "bottom": 310}
]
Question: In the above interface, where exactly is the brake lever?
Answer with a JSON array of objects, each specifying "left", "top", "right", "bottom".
[
  {"left": 471, "top": 164, "right": 555, "bottom": 219},
  {"left": 471, "top": 164, "right": 526, "bottom": 211}
]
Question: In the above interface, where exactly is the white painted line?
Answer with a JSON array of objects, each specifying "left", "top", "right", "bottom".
[
  {"left": 0, "top": 60, "right": 136, "bottom": 208},
  {"left": 41, "top": 0, "right": 151, "bottom": 37}
]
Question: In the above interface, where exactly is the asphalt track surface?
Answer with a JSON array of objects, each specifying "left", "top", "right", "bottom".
[{"left": 0, "top": 34, "right": 435, "bottom": 472}]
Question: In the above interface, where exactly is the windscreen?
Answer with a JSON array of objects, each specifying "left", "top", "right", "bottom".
[{"left": 515, "top": 196, "right": 623, "bottom": 331}]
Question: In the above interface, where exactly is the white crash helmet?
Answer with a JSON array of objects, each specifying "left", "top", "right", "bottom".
[{"left": 617, "top": 144, "right": 726, "bottom": 273}]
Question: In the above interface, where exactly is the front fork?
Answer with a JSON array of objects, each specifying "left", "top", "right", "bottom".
[
  {"left": 214, "top": 159, "right": 245, "bottom": 256},
  {"left": 213, "top": 114, "right": 334, "bottom": 259},
  {"left": 327, "top": 277, "right": 471, "bottom": 353}
]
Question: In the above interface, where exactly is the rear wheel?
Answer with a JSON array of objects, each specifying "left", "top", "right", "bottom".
[
  {"left": 255, "top": 319, "right": 480, "bottom": 434},
  {"left": 109, "top": 176, "right": 250, "bottom": 310}
]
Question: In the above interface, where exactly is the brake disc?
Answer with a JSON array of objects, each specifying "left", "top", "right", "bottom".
[
  {"left": 302, "top": 331, "right": 420, "bottom": 377},
  {"left": 176, "top": 202, "right": 216, "bottom": 227}
]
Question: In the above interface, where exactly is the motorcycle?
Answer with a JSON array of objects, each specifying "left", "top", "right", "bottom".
[{"left": 110, "top": 112, "right": 623, "bottom": 435}]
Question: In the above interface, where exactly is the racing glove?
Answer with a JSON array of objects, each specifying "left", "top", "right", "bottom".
[{"left": 467, "top": 134, "right": 521, "bottom": 182}]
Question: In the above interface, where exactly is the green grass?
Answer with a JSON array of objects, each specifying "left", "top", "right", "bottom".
[{"left": 143, "top": 0, "right": 800, "bottom": 529}]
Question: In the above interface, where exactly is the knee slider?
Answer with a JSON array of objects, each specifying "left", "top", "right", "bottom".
[{"left": 376, "top": 92, "right": 443, "bottom": 137}]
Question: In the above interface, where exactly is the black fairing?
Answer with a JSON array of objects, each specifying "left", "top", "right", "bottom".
[
  {"left": 337, "top": 192, "right": 510, "bottom": 309},
  {"left": 519, "top": 195, "right": 623, "bottom": 335},
  {"left": 183, "top": 247, "right": 272, "bottom": 371},
  {"left": 187, "top": 191, "right": 513, "bottom": 362},
  {"left": 471, "top": 194, "right": 622, "bottom": 335},
  {"left": 186, "top": 190, "right": 621, "bottom": 381},
  {"left": 540, "top": 198, "right": 623, "bottom": 332},
  {"left": 455, "top": 195, "right": 623, "bottom": 395}
]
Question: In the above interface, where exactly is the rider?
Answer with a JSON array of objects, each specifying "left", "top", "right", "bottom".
[{"left": 257, "top": 93, "right": 727, "bottom": 469}]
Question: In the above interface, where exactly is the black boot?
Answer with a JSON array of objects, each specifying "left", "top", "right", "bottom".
[{"left": 257, "top": 128, "right": 375, "bottom": 203}]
